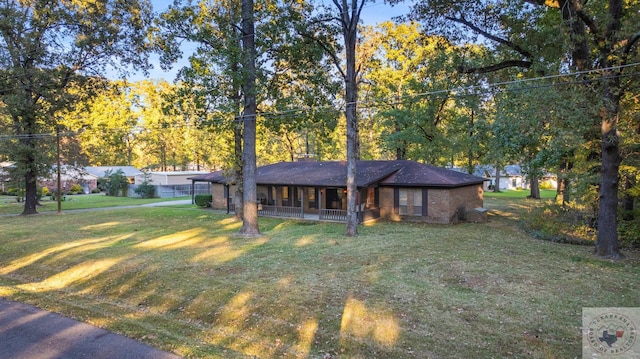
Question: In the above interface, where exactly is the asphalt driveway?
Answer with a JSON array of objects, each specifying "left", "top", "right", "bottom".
[{"left": 0, "top": 298, "right": 182, "bottom": 359}]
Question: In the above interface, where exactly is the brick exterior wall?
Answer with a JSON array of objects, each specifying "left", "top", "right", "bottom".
[
  {"left": 211, "top": 183, "right": 229, "bottom": 209},
  {"left": 211, "top": 183, "right": 484, "bottom": 224},
  {"left": 379, "top": 184, "right": 484, "bottom": 224}
]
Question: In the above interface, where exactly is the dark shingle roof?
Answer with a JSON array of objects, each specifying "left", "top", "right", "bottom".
[{"left": 189, "top": 160, "right": 486, "bottom": 188}]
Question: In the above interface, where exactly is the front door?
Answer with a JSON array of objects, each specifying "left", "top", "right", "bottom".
[{"left": 325, "top": 188, "right": 341, "bottom": 209}]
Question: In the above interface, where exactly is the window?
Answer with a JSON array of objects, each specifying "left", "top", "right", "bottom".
[
  {"left": 399, "top": 189, "right": 408, "bottom": 215},
  {"left": 413, "top": 189, "right": 422, "bottom": 216},
  {"left": 282, "top": 186, "right": 289, "bottom": 206},
  {"left": 307, "top": 187, "right": 316, "bottom": 209}
]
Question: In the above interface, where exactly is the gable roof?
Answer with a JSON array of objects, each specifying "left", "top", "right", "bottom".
[{"left": 190, "top": 160, "right": 486, "bottom": 188}]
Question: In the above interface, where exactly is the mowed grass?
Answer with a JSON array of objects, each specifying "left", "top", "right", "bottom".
[
  {"left": 0, "top": 201, "right": 639, "bottom": 358},
  {"left": 484, "top": 188, "right": 557, "bottom": 199},
  {"left": 0, "top": 194, "right": 190, "bottom": 215}
]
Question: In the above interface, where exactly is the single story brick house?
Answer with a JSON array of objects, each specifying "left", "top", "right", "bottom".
[{"left": 189, "top": 160, "right": 488, "bottom": 224}]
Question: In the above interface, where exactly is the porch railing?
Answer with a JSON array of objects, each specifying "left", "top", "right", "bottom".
[
  {"left": 320, "top": 209, "right": 347, "bottom": 222},
  {"left": 258, "top": 205, "right": 304, "bottom": 218}
]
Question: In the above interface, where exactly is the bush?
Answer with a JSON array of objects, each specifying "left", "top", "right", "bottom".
[
  {"left": 523, "top": 203, "right": 595, "bottom": 245},
  {"left": 194, "top": 194, "right": 212, "bottom": 207},
  {"left": 539, "top": 181, "right": 554, "bottom": 190},
  {"left": 69, "top": 184, "right": 83, "bottom": 194},
  {"left": 91, "top": 188, "right": 101, "bottom": 194},
  {"left": 619, "top": 209, "right": 640, "bottom": 248},
  {"left": 134, "top": 183, "right": 156, "bottom": 198}
]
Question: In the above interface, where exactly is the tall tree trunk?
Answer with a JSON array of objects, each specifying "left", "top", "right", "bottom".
[
  {"left": 16, "top": 114, "right": 38, "bottom": 215},
  {"left": 395, "top": 121, "right": 405, "bottom": 160},
  {"left": 22, "top": 167, "right": 38, "bottom": 215},
  {"left": 239, "top": 0, "right": 260, "bottom": 236},
  {"left": 233, "top": 119, "right": 243, "bottom": 221},
  {"left": 342, "top": 0, "right": 360, "bottom": 237},
  {"left": 595, "top": 100, "right": 623, "bottom": 259},
  {"left": 593, "top": 0, "right": 624, "bottom": 259},
  {"left": 556, "top": 156, "right": 571, "bottom": 207},
  {"left": 466, "top": 109, "right": 475, "bottom": 174},
  {"left": 493, "top": 163, "right": 502, "bottom": 193},
  {"left": 528, "top": 173, "right": 540, "bottom": 199}
]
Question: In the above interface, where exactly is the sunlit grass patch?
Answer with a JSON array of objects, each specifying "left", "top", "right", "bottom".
[{"left": 0, "top": 204, "right": 638, "bottom": 358}]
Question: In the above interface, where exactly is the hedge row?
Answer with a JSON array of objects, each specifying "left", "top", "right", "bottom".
[{"left": 194, "top": 194, "right": 212, "bottom": 207}]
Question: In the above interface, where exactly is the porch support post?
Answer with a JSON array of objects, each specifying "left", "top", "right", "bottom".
[
  {"left": 191, "top": 180, "right": 195, "bottom": 204},
  {"left": 356, "top": 189, "right": 361, "bottom": 224},
  {"left": 224, "top": 184, "right": 229, "bottom": 214},
  {"left": 319, "top": 188, "right": 323, "bottom": 220}
]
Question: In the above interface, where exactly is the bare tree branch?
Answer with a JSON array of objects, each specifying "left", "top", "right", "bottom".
[
  {"left": 445, "top": 15, "right": 532, "bottom": 58},
  {"left": 457, "top": 60, "right": 532, "bottom": 74},
  {"left": 297, "top": 30, "right": 346, "bottom": 80}
]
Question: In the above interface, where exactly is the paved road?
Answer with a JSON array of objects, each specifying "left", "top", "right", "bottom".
[{"left": 0, "top": 298, "right": 182, "bottom": 359}]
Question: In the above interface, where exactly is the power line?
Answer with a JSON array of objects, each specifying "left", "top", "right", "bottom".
[{"left": 0, "top": 61, "right": 638, "bottom": 140}]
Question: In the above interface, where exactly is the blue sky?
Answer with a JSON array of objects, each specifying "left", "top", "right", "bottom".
[{"left": 133, "top": 0, "right": 411, "bottom": 82}]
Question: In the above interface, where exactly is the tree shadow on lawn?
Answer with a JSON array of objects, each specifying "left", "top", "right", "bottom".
[{"left": 1, "top": 209, "right": 639, "bottom": 358}]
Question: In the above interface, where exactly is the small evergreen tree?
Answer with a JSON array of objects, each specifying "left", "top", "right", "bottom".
[
  {"left": 134, "top": 173, "right": 155, "bottom": 198},
  {"left": 104, "top": 169, "right": 128, "bottom": 197}
]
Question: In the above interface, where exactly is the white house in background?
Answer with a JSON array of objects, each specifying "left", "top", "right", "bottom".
[
  {"left": 84, "top": 166, "right": 142, "bottom": 184},
  {"left": 0, "top": 161, "right": 15, "bottom": 192},
  {"left": 135, "top": 171, "right": 209, "bottom": 186},
  {"left": 453, "top": 165, "right": 526, "bottom": 191},
  {"left": 482, "top": 165, "right": 527, "bottom": 191},
  {"left": 456, "top": 164, "right": 557, "bottom": 191}
]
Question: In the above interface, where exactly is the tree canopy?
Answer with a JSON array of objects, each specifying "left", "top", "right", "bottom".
[
  {"left": 0, "top": 0, "right": 153, "bottom": 214},
  {"left": 1, "top": 0, "right": 638, "bottom": 252}
]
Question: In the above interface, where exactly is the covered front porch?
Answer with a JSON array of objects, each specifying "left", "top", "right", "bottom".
[{"left": 227, "top": 185, "right": 380, "bottom": 223}]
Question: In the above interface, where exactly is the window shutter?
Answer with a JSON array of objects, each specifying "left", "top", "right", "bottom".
[{"left": 422, "top": 188, "right": 428, "bottom": 216}]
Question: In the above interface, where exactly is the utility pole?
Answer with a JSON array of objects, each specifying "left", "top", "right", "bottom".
[{"left": 56, "top": 125, "right": 62, "bottom": 214}]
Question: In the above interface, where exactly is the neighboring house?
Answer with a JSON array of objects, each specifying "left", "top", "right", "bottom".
[
  {"left": 190, "top": 160, "right": 488, "bottom": 224},
  {"left": 467, "top": 164, "right": 557, "bottom": 191},
  {"left": 135, "top": 171, "right": 209, "bottom": 186},
  {"left": 471, "top": 165, "right": 527, "bottom": 191},
  {"left": 84, "top": 166, "right": 142, "bottom": 184},
  {"left": 0, "top": 161, "right": 15, "bottom": 192},
  {"left": 40, "top": 165, "right": 100, "bottom": 194}
]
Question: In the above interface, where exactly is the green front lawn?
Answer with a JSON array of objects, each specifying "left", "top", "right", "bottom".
[
  {"left": 1, "top": 201, "right": 638, "bottom": 358},
  {"left": 484, "top": 188, "right": 556, "bottom": 199},
  {"left": 0, "top": 194, "right": 190, "bottom": 215}
]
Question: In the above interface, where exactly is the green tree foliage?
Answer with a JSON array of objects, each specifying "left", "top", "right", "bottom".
[
  {"left": 104, "top": 169, "right": 128, "bottom": 197},
  {"left": 0, "top": 0, "right": 153, "bottom": 215},
  {"left": 64, "top": 81, "right": 140, "bottom": 166},
  {"left": 133, "top": 173, "right": 155, "bottom": 199},
  {"left": 155, "top": 0, "right": 339, "bottom": 233},
  {"left": 301, "top": 0, "right": 368, "bottom": 236},
  {"left": 402, "top": 0, "right": 640, "bottom": 258}
]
